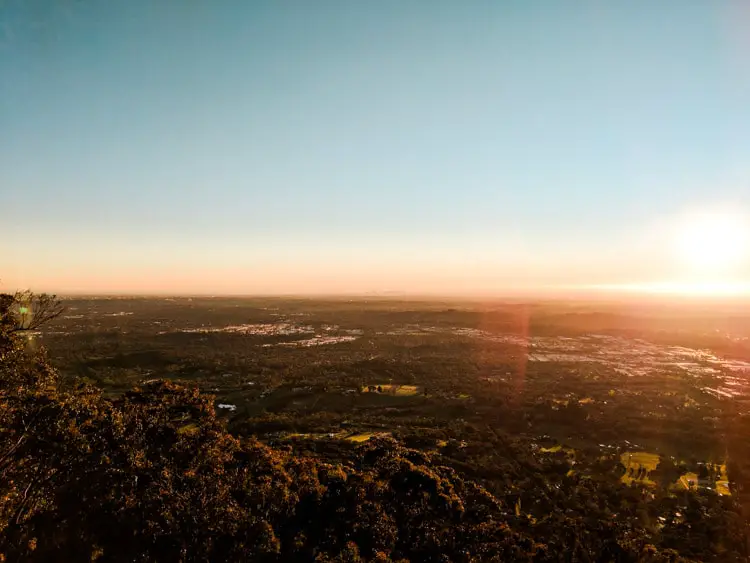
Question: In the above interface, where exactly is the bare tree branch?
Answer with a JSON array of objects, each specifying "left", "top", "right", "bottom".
[{"left": 8, "top": 291, "right": 65, "bottom": 332}]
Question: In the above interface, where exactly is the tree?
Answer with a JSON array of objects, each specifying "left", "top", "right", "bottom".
[
  {"left": 653, "top": 458, "right": 684, "bottom": 490},
  {"left": 8, "top": 290, "right": 64, "bottom": 332}
]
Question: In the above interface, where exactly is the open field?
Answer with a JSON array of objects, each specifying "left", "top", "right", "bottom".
[
  {"left": 361, "top": 384, "right": 421, "bottom": 396},
  {"left": 620, "top": 451, "right": 660, "bottom": 486}
]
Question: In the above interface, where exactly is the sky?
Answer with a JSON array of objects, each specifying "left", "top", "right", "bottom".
[{"left": 1, "top": 0, "right": 750, "bottom": 295}]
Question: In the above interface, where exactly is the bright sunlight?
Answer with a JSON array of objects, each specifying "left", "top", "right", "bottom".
[{"left": 673, "top": 210, "right": 750, "bottom": 272}]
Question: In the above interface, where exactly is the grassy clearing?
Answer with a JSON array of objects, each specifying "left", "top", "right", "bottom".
[
  {"left": 717, "top": 464, "right": 731, "bottom": 495},
  {"left": 677, "top": 472, "right": 699, "bottom": 491},
  {"left": 346, "top": 433, "right": 375, "bottom": 442},
  {"left": 620, "top": 451, "right": 659, "bottom": 486},
  {"left": 177, "top": 423, "right": 199, "bottom": 435},
  {"left": 540, "top": 445, "right": 575, "bottom": 455},
  {"left": 361, "top": 384, "right": 421, "bottom": 396},
  {"left": 674, "top": 466, "right": 732, "bottom": 495},
  {"left": 278, "top": 431, "right": 392, "bottom": 443},
  {"left": 345, "top": 432, "right": 390, "bottom": 442},
  {"left": 716, "top": 480, "right": 731, "bottom": 495}
]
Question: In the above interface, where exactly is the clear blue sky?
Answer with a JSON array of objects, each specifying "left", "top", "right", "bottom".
[{"left": 2, "top": 1, "right": 749, "bottom": 294}]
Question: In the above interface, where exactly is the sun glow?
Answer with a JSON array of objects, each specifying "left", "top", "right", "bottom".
[
  {"left": 592, "top": 281, "right": 750, "bottom": 296},
  {"left": 586, "top": 207, "right": 750, "bottom": 297},
  {"left": 672, "top": 210, "right": 749, "bottom": 272}
]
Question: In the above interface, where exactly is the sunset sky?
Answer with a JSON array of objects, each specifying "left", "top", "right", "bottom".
[{"left": 2, "top": 1, "right": 750, "bottom": 295}]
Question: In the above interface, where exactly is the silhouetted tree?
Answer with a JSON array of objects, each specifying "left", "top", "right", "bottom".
[{"left": 8, "top": 290, "right": 64, "bottom": 332}]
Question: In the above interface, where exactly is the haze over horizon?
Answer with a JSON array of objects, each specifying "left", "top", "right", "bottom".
[{"left": 2, "top": 1, "right": 750, "bottom": 295}]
